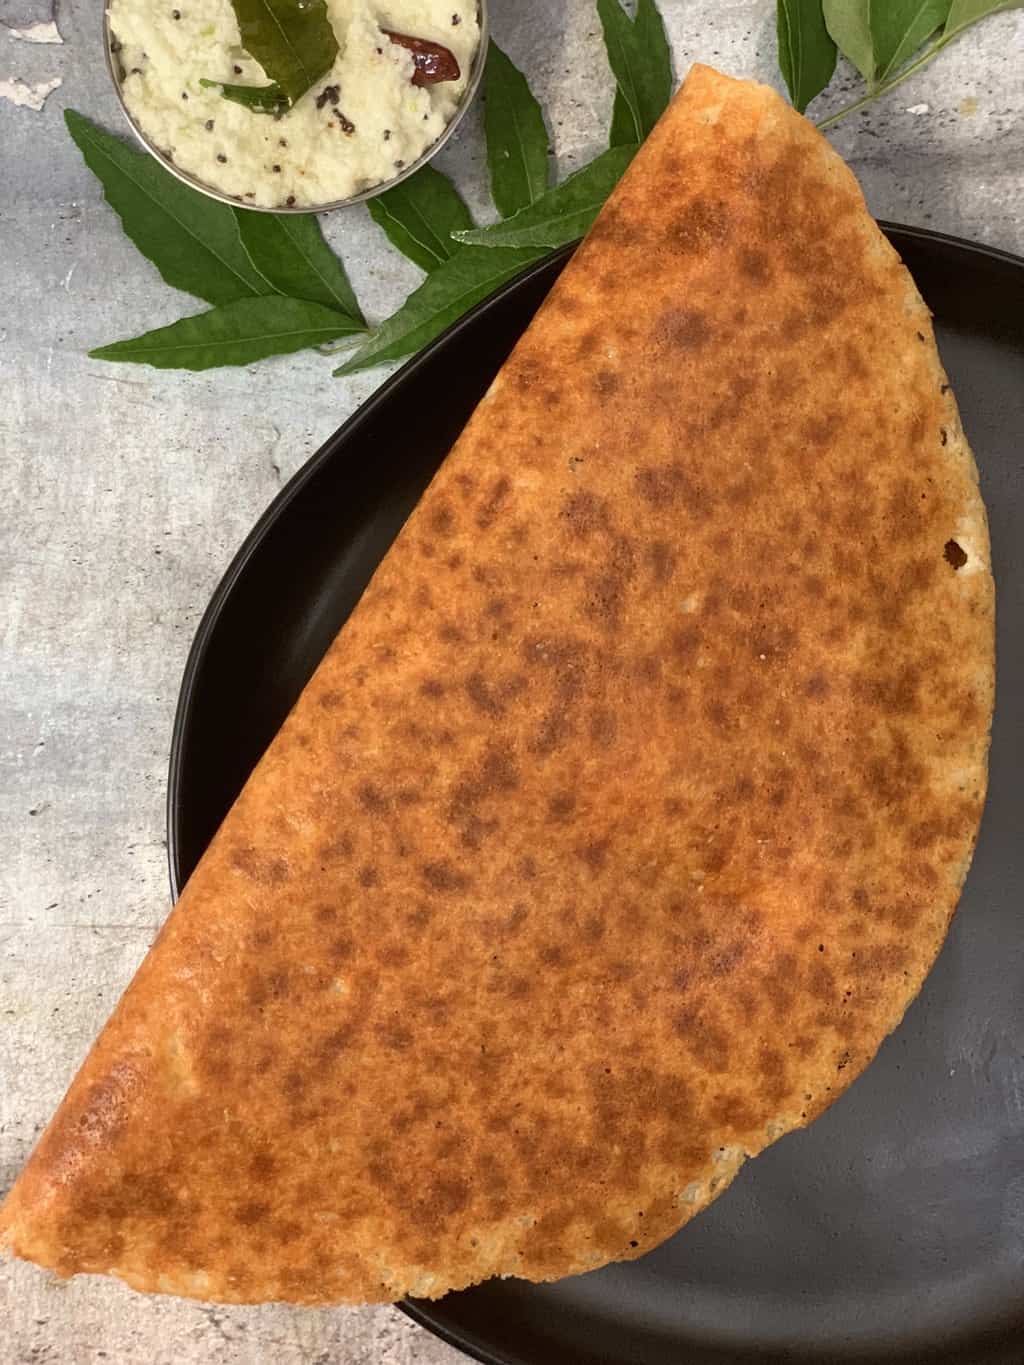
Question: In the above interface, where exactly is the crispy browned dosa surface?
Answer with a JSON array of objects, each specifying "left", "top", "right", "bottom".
[{"left": 0, "top": 65, "right": 994, "bottom": 1304}]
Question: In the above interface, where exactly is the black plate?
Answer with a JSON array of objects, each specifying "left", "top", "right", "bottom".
[{"left": 168, "top": 227, "right": 1024, "bottom": 1365}]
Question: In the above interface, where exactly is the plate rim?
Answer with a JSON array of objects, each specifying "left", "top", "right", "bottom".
[{"left": 165, "top": 223, "right": 1024, "bottom": 1365}]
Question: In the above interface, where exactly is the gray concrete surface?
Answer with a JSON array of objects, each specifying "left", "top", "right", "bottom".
[{"left": 1, "top": 1, "right": 1022, "bottom": 1361}]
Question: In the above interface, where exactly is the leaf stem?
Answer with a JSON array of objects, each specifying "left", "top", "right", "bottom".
[
  {"left": 815, "top": 36, "right": 947, "bottom": 130},
  {"left": 319, "top": 333, "right": 365, "bottom": 355}
]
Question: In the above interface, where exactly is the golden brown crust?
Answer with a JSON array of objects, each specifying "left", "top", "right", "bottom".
[{"left": 0, "top": 65, "right": 994, "bottom": 1304}]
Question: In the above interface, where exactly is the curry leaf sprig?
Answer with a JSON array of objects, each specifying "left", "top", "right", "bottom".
[
  {"left": 816, "top": 0, "right": 1024, "bottom": 130},
  {"left": 66, "top": 110, "right": 366, "bottom": 367},
  {"left": 74, "top": 0, "right": 1021, "bottom": 373},
  {"left": 779, "top": 0, "right": 1024, "bottom": 123},
  {"left": 71, "top": 5, "right": 666, "bottom": 374}
]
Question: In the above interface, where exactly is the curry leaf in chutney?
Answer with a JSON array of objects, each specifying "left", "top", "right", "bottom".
[
  {"left": 200, "top": 78, "right": 290, "bottom": 115},
  {"left": 227, "top": 0, "right": 338, "bottom": 105}
]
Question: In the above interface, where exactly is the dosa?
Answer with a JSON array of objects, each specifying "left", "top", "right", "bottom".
[{"left": 0, "top": 65, "right": 994, "bottom": 1304}]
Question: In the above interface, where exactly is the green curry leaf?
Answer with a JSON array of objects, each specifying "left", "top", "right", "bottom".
[
  {"left": 65, "top": 109, "right": 268, "bottom": 305},
  {"left": 91, "top": 296, "right": 361, "bottom": 370},
  {"left": 335, "top": 246, "right": 545, "bottom": 374},
  {"left": 453, "top": 145, "right": 638, "bottom": 250},
  {"left": 597, "top": 0, "right": 673, "bottom": 144},
  {"left": 234, "top": 210, "right": 365, "bottom": 321},
  {"left": 200, "top": 77, "right": 290, "bottom": 115},
  {"left": 483, "top": 41, "right": 550, "bottom": 217},
  {"left": 226, "top": 0, "right": 338, "bottom": 105},
  {"left": 870, "top": 0, "right": 953, "bottom": 83},
  {"left": 777, "top": 0, "right": 839, "bottom": 111},
  {"left": 944, "top": 0, "right": 1024, "bottom": 36},
  {"left": 822, "top": 1, "right": 876, "bottom": 84},
  {"left": 367, "top": 166, "right": 474, "bottom": 272}
]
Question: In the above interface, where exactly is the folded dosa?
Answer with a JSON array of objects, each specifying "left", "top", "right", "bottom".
[{"left": 0, "top": 65, "right": 994, "bottom": 1304}]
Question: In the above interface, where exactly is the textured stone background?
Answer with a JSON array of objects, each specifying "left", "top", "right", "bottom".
[{"left": 1, "top": 0, "right": 1022, "bottom": 1361}]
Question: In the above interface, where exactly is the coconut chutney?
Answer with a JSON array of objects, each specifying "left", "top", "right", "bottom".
[{"left": 107, "top": 0, "right": 480, "bottom": 208}]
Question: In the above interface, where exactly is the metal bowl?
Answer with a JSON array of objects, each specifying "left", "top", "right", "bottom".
[{"left": 102, "top": 1, "right": 488, "bottom": 214}]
